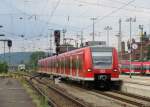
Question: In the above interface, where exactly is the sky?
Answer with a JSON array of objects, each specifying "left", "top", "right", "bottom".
[{"left": 0, "top": 0, "right": 150, "bottom": 53}]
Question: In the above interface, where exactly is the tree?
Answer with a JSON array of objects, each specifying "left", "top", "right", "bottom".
[
  {"left": 0, "top": 61, "right": 8, "bottom": 73},
  {"left": 29, "top": 51, "right": 45, "bottom": 70},
  {"left": 147, "top": 45, "right": 150, "bottom": 60}
]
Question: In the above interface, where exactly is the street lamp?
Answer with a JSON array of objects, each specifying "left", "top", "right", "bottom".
[
  {"left": 90, "top": 18, "right": 97, "bottom": 41},
  {"left": 139, "top": 24, "right": 144, "bottom": 74},
  {"left": 62, "top": 29, "right": 67, "bottom": 44},
  {"left": 48, "top": 29, "right": 53, "bottom": 56},
  {"left": 126, "top": 17, "right": 136, "bottom": 78},
  {"left": 139, "top": 25, "right": 144, "bottom": 61},
  {"left": 104, "top": 26, "right": 112, "bottom": 46}
]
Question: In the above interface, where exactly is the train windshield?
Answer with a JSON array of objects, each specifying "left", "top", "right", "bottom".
[{"left": 91, "top": 47, "right": 112, "bottom": 69}]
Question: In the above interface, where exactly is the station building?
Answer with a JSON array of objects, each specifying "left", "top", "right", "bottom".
[{"left": 120, "top": 33, "right": 150, "bottom": 61}]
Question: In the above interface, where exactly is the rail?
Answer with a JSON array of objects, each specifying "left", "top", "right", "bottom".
[
  {"left": 13, "top": 72, "right": 90, "bottom": 107},
  {"left": 93, "top": 90, "right": 150, "bottom": 107}
]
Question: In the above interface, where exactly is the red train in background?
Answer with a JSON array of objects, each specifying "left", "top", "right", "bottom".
[
  {"left": 120, "top": 61, "right": 150, "bottom": 74},
  {"left": 38, "top": 46, "right": 120, "bottom": 89}
]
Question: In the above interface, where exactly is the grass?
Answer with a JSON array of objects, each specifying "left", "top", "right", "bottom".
[
  {"left": 20, "top": 78, "right": 50, "bottom": 107},
  {"left": 0, "top": 72, "right": 50, "bottom": 107}
]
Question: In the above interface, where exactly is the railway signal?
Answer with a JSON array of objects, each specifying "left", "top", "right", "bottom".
[
  {"left": 7, "top": 40, "right": 12, "bottom": 48},
  {"left": 54, "top": 30, "right": 60, "bottom": 46},
  {"left": 54, "top": 30, "right": 61, "bottom": 55},
  {"left": 56, "top": 46, "right": 60, "bottom": 54},
  {"left": 7, "top": 40, "right": 12, "bottom": 66}
]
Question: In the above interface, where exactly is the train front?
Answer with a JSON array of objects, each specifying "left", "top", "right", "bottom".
[{"left": 90, "top": 47, "right": 119, "bottom": 88}]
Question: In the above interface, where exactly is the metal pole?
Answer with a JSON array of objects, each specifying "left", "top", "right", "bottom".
[
  {"left": 119, "top": 19, "right": 122, "bottom": 60},
  {"left": 107, "top": 29, "right": 109, "bottom": 46},
  {"left": 93, "top": 19, "right": 95, "bottom": 41},
  {"left": 126, "top": 17, "right": 136, "bottom": 78},
  {"left": 129, "top": 18, "right": 132, "bottom": 78},
  {"left": 139, "top": 25, "right": 143, "bottom": 61},
  {"left": 81, "top": 31, "right": 83, "bottom": 47},
  {"left": 50, "top": 31, "right": 52, "bottom": 56},
  {"left": 139, "top": 25, "right": 144, "bottom": 73},
  {"left": 91, "top": 18, "right": 97, "bottom": 41},
  {"left": 9, "top": 47, "right": 11, "bottom": 66},
  {"left": 4, "top": 41, "right": 6, "bottom": 62},
  {"left": 62, "top": 29, "right": 66, "bottom": 44},
  {"left": 104, "top": 26, "right": 112, "bottom": 47}
]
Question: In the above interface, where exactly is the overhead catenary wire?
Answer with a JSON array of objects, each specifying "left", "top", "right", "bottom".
[
  {"left": 74, "top": 1, "right": 142, "bottom": 16},
  {"left": 39, "top": 0, "right": 61, "bottom": 37},
  {"left": 81, "top": 0, "right": 136, "bottom": 30},
  {"left": 75, "top": 0, "right": 150, "bottom": 12},
  {"left": 1, "top": 0, "right": 82, "bottom": 37}
]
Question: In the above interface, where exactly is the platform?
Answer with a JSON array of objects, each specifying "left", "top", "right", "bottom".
[
  {"left": 0, "top": 78, "right": 36, "bottom": 107},
  {"left": 119, "top": 75, "right": 150, "bottom": 98}
]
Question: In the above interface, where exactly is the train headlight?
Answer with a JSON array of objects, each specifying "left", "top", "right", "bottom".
[
  {"left": 87, "top": 68, "right": 92, "bottom": 72},
  {"left": 113, "top": 69, "right": 118, "bottom": 72}
]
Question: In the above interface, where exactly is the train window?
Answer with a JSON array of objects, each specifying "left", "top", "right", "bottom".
[
  {"left": 77, "top": 57, "right": 82, "bottom": 70},
  {"left": 61, "top": 60, "right": 63, "bottom": 68},
  {"left": 148, "top": 66, "right": 150, "bottom": 70},
  {"left": 92, "top": 51, "right": 112, "bottom": 69},
  {"left": 76, "top": 59, "right": 80, "bottom": 69},
  {"left": 63, "top": 58, "right": 65, "bottom": 68},
  {"left": 54, "top": 61, "right": 56, "bottom": 68},
  {"left": 132, "top": 65, "right": 141, "bottom": 70},
  {"left": 121, "top": 65, "right": 129, "bottom": 69},
  {"left": 51, "top": 61, "right": 53, "bottom": 68},
  {"left": 66, "top": 59, "right": 69, "bottom": 68},
  {"left": 72, "top": 59, "right": 76, "bottom": 69},
  {"left": 56, "top": 61, "right": 59, "bottom": 68},
  {"left": 51, "top": 61, "right": 52, "bottom": 68},
  {"left": 59, "top": 60, "right": 61, "bottom": 68},
  {"left": 70, "top": 57, "right": 72, "bottom": 69},
  {"left": 144, "top": 65, "right": 150, "bottom": 70},
  {"left": 48, "top": 61, "right": 51, "bottom": 68}
]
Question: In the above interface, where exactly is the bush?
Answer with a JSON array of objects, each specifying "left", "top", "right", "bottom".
[{"left": 0, "top": 61, "right": 8, "bottom": 73}]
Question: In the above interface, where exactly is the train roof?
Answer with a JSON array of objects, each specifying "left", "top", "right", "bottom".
[{"left": 38, "top": 46, "right": 114, "bottom": 62}]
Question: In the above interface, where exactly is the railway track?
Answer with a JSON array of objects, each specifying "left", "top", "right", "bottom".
[
  {"left": 58, "top": 79, "right": 150, "bottom": 107},
  {"left": 12, "top": 72, "right": 150, "bottom": 107},
  {"left": 25, "top": 78, "right": 57, "bottom": 107},
  {"left": 16, "top": 73, "right": 90, "bottom": 107},
  {"left": 92, "top": 90, "right": 150, "bottom": 107}
]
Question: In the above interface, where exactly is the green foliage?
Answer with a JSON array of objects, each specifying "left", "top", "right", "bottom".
[
  {"left": 147, "top": 46, "right": 150, "bottom": 60},
  {"left": 0, "top": 61, "right": 8, "bottom": 73},
  {"left": 29, "top": 51, "right": 45, "bottom": 70}
]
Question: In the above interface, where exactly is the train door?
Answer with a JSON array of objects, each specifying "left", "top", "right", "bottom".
[
  {"left": 48, "top": 60, "right": 50, "bottom": 73},
  {"left": 78, "top": 54, "right": 83, "bottom": 77},
  {"left": 60, "top": 57, "right": 63, "bottom": 75},
  {"left": 59, "top": 58, "right": 61, "bottom": 74},
  {"left": 70, "top": 56, "right": 73, "bottom": 77},
  {"left": 76, "top": 55, "right": 79, "bottom": 78},
  {"left": 66, "top": 56, "right": 69, "bottom": 76},
  {"left": 54, "top": 59, "right": 57, "bottom": 74},
  {"left": 144, "top": 63, "right": 150, "bottom": 74},
  {"left": 72, "top": 55, "right": 76, "bottom": 77},
  {"left": 145, "top": 65, "right": 149, "bottom": 74},
  {"left": 56, "top": 58, "right": 59, "bottom": 74},
  {"left": 63, "top": 57, "right": 66, "bottom": 76},
  {"left": 52, "top": 59, "right": 54, "bottom": 74}
]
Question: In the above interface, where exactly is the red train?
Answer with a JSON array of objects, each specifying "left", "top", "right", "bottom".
[
  {"left": 38, "top": 46, "right": 120, "bottom": 88},
  {"left": 120, "top": 61, "right": 150, "bottom": 74},
  {"left": 121, "top": 61, "right": 142, "bottom": 74}
]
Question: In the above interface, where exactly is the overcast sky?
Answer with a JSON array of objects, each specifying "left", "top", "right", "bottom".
[{"left": 0, "top": 0, "right": 150, "bottom": 53}]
